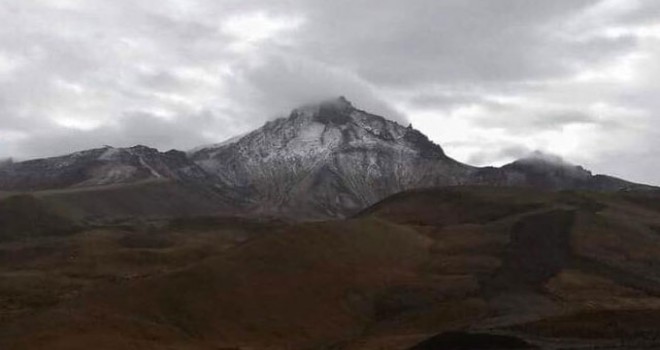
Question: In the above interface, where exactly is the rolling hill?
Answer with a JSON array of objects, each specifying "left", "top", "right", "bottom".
[{"left": 1, "top": 186, "right": 660, "bottom": 349}]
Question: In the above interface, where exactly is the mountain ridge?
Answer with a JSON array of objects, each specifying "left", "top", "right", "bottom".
[
  {"left": 0, "top": 97, "right": 654, "bottom": 219},
  {"left": 0, "top": 145, "right": 214, "bottom": 191}
]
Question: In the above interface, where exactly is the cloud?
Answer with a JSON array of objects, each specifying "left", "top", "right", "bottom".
[
  {"left": 466, "top": 144, "right": 533, "bottom": 166},
  {"left": 7, "top": 111, "right": 230, "bottom": 160},
  {"left": 287, "top": 0, "right": 615, "bottom": 86},
  {"left": 224, "top": 52, "right": 408, "bottom": 123}
]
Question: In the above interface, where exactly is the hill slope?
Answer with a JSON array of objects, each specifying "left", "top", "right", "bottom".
[
  {"left": 0, "top": 195, "right": 79, "bottom": 241},
  {"left": 2, "top": 187, "right": 660, "bottom": 349}
]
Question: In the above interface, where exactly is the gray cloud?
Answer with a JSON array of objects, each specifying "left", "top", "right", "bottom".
[
  {"left": 288, "top": 0, "right": 620, "bottom": 86},
  {"left": 0, "top": 0, "right": 659, "bottom": 185},
  {"left": 468, "top": 105, "right": 605, "bottom": 132},
  {"left": 8, "top": 111, "right": 226, "bottom": 159},
  {"left": 467, "top": 144, "right": 533, "bottom": 166}
]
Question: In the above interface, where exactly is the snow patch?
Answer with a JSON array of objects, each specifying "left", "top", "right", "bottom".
[
  {"left": 98, "top": 147, "right": 121, "bottom": 161},
  {"left": 138, "top": 157, "right": 163, "bottom": 178},
  {"left": 188, "top": 132, "right": 250, "bottom": 154}
]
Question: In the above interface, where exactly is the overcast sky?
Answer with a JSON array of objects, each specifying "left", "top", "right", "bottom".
[{"left": 0, "top": 0, "right": 659, "bottom": 185}]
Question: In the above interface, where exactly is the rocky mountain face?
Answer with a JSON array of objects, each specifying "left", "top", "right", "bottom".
[
  {"left": 0, "top": 145, "right": 211, "bottom": 191},
  {"left": 190, "top": 97, "right": 471, "bottom": 218},
  {"left": 0, "top": 97, "right": 654, "bottom": 219}
]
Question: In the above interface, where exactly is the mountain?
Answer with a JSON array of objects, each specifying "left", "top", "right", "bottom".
[
  {"left": 472, "top": 150, "right": 649, "bottom": 192},
  {"left": 0, "top": 145, "right": 212, "bottom": 191},
  {"left": 190, "top": 97, "right": 471, "bottom": 218},
  {"left": 0, "top": 145, "right": 244, "bottom": 223},
  {"left": 0, "top": 97, "right": 654, "bottom": 220},
  {"left": 190, "top": 97, "right": 651, "bottom": 218}
]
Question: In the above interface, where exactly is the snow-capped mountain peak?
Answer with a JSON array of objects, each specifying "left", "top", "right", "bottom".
[
  {"left": 189, "top": 97, "right": 466, "bottom": 218},
  {"left": 194, "top": 97, "right": 444, "bottom": 162}
]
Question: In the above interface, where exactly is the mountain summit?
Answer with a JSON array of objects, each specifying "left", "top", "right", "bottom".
[
  {"left": 0, "top": 97, "right": 653, "bottom": 220},
  {"left": 190, "top": 97, "right": 471, "bottom": 218}
]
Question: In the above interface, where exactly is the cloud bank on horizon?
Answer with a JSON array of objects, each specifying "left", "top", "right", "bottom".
[{"left": 0, "top": 0, "right": 659, "bottom": 184}]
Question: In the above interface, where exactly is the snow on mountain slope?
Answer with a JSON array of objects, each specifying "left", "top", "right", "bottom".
[
  {"left": 0, "top": 145, "right": 212, "bottom": 191},
  {"left": 190, "top": 97, "right": 472, "bottom": 218}
]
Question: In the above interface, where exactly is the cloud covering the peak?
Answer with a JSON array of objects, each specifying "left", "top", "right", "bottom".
[{"left": 0, "top": 0, "right": 659, "bottom": 184}]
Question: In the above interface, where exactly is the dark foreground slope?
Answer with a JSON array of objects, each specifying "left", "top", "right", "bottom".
[
  {"left": 0, "top": 195, "right": 79, "bottom": 241},
  {"left": 1, "top": 187, "right": 660, "bottom": 349}
]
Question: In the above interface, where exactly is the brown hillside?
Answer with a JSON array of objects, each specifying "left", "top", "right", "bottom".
[{"left": 1, "top": 187, "right": 660, "bottom": 349}]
